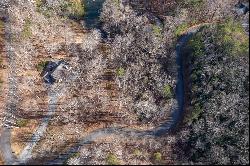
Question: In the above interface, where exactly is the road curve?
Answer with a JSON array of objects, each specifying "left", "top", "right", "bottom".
[
  {"left": 0, "top": 4, "right": 209, "bottom": 164},
  {"left": 44, "top": 26, "right": 205, "bottom": 165}
]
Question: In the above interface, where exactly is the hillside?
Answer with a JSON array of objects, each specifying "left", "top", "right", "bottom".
[{"left": 0, "top": 0, "right": 249, "bottom": 165}]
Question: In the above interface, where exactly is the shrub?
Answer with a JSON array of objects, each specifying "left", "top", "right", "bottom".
[
  {"left": 70, "top": 152, "right": 80, "bottom": 158},
  {"left": 42, "top": 7, "right": 54, "bottom": 18},
  {"left": 215, "top": 135, "right": 238, "bottom": 146},
  {"left": 153, "top": 152, "right": 162, "bottom": 161},
  {"left": 36, "top": 61, "right": 49, "bottom": 72},
  {"left": 175, "top": 23, "right": 189, "bottom": 37},
  {"left": 0, "top": 79, "right": 3, "bottom": 89},
  {"left": 21, "top": 19, "right": 32, "bottom": 39},
  {"left": 64, "top": 152, "right": 80, "bottom": 165},
  {"left": 152, "top": 25, "right": 162, "bottom": 38},
  {"left": 116, "top": 67, "right": 125, "bottom": 77},
  {"left": 0, "top": 57, "right": 3, "bottom": 65},
  {"left": 35, "top": 0, "right": 53, "bottom": 17},
  {"left": 185, "top": 103, "right": 203, "bottom": 124},
  {"left": 133, "top": 149, "right": 142, "bottom": 157},
  {"left": 163, "top": 84, "right": 173, "bottom": 99},
  {"left": 106, "top": 153, "right": 120, "bottom": 165},
  {"left": 113, "top": 0, "right": 120, "bottom": 6},
  {"left": 16, "top": 119, "right": 29, "bottom": 127},
  {"left": 138, "top": 112, "right": 146, "bottom": 122},
  {"left": 35, "top": 0, "right": 44, "bottom": 9},
  {"left": 187, "top": 32, "right": 205, "bottom": 57},
  {"left": 0, "top": 20, "right": 4, "bottom": 29}
]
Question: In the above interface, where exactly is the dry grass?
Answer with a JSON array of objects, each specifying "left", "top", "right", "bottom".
[{"left": 11, "top": 120, "right": 39, "bottom": 156}]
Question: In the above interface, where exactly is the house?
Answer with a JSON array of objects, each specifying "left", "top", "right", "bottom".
[{"left": 41, "top": 60, "right": 69, "bottom": 84}]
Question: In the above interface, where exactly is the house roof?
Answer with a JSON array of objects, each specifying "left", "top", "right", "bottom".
[{"left": 41, "top": 60, "right": 69, "bottom": 84}]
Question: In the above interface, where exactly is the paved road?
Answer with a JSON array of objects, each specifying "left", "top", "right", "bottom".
[
  {"left": 3, "top": 17, "right": 200, "bottom": 166},
  {"left": 17, "top": 67, "right": 79, "bottom": 164},
  {"left": 0, "top": 129, "right": 18, "bottom": 165},
  {"left": 45, "top": 29, "right": 200, "bottom": 165},
  {"left": 0, "top": 2, "right": 206, "bottom": 164},
  {"left": 18, "top": 86, "right": 58, "bottom": 163}
]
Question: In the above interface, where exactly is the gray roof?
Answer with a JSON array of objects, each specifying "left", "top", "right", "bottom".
[{"left": 42, "top": 60, "right": 69, "bottom": 84}]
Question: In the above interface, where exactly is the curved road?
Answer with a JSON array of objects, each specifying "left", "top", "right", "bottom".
[
  {"left": 0, "top": 1, "right": 208, "bottom": 164},
  {"left": 2, "top": 29, "right": 200, "bottom": 166},
  {"left": 44, "top": 26, "right": 202, "bottom": 165}
]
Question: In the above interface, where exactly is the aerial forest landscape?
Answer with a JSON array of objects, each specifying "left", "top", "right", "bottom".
[{"left": 0, "top": 0, "right": 249, "bottom": 165}]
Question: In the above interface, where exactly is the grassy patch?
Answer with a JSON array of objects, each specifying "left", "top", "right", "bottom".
[
  {"left": 216, "top": 20, "right": 249, "bottom": 56},
  {"left": 106, "top": 153, "right": 120, "bottom": 165},
  {"left": 152, "top": 25, "right": 162, "bottom": 38},
  {"left": 184, "top": 0, "right": 204, "bottom": 7},
  {"left": 61, "top": 0, "right": 85, "bottom": 19},
  {"left": 21, "top": 19, "right": 32, "bottom": 39},
  {"left": 35, "top": 0, "right": 53, "bottom": 18},
  {"left": 163, "top": 84, "right": 173, "bottom": 99},
  {"left": 175, "top": 23, "right": 189, "bottom": 37},
  {"left": 16, "top": 119, "right": 29, "bottom": 127},
  {"left": 36, "top": 61, "right": 49, "bottom": 72}
]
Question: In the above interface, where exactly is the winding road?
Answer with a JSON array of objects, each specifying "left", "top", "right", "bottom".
[
  {"left": 44, "top": 26, "right": 202, "bottom": 165},
  {"left": 0, "top": 1, "right": 207, "bottom": 164}
]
